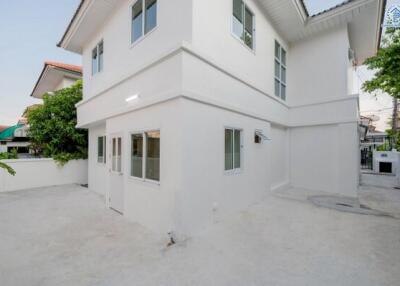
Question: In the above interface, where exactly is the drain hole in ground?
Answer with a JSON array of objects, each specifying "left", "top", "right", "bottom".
[
  {"left": 336, "top": 203, "right": 353, "bottom": 208},
  {"left": 360, "top": 204, "right": 372, "bottom": 210}
]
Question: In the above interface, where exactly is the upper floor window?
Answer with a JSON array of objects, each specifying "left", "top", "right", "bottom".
[
  {"left": 131, "top": 0, "right": 157, "bottom": 44},
  {"left": 92, "top": 41, "right": 103, "bottom": 75},
  {"left": 232, "top": 0, "right": 254, "bottom": 50},
  {"left": 274, "top": 41, "right": 286, "bottom": 100}
]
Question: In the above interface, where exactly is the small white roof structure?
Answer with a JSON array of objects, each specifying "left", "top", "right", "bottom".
[{"left": 31, "top": 61, "right": 82, "bottom": 99}]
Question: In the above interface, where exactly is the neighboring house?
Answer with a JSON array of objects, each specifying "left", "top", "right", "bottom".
[
  {"left": 31, "top": 61, "right": 82, "bottom": 99},
  {"left": 58, "top": 0, "right": 386, "bottom": 236},
  {"left": 0, "top": 122, "right": 30, "bottom": 155},
  {"left": 0, "top": 126, "right": 9, "bottom": 133},
  {"left": 360, "top": 115, "right": 390, "bottom": 151}
]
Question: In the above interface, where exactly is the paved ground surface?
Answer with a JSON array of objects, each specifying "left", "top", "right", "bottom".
[
  {"left": 359, "top": 184, "right": 400, "bottom": 218},
  {"left": 1, "top": 185, "right": 400, "bottom": 286},
  {"left": 361, "top": 172, "right": 398, "bottom": 188}
]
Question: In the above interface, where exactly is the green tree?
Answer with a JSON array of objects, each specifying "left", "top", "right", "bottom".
[
  {"left": 0, "top": 162, "right": 15, "bottom": 176},
  {"left": 363, "top": 28, "right": 400, "bottom": 149},
  {"left": 362, "top": 28, "right": 400, "bottom": 98},
  {"left": 27, "top": 80, "right": 88, "bottom": 165},
  {"left": 0, "top": 150, "right": 17, "bottom": 175}
]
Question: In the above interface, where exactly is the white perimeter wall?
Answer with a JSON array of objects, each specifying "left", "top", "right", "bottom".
[
  {"left": 0, "top": 159, "right": 88, "bottom": 192},
  {"left": 290, "top": 123, "right": 359, "bottom": 196}
]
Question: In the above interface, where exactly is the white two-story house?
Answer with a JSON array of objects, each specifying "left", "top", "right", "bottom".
[{"left": 58, "top": 0, "right": 385, "bottom": 236}]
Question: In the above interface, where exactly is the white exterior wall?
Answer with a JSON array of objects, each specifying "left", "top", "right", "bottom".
[
  {"left": 77, "top": 52, "right": 183, "bottom": 127},
  {"left": 288, "top": 26, "right": 359, "bottom": 197},
  {"left": 290, "top": 123, "right": 359, "bottom": 196},
  {"left": 0, "top": 159, "right": 88, "bottom": 192},
  {"left": 88, "top": 124, "right": 107, "bottom": 196},
  {"left": 74, "top": 0, "right": 361, "bottom": 235},
  {"left": 289, "top": 26, "right": 350, "bottom": 106},
  {"left": 82, "top": 0, "right": 192, "bottom": 101},
  {"left": 270, "top": 125, "right": 289, "bottom": 190},
  {"left": 55, "top": 77, "right": 77, "bottom": 91},
  {"left": 105, "top": 99, "right": 185, "bottom": 234},
  {"left": 191, "top": 0, "right": 288, "bottom": 99},
  {"left": 175, "top": 99, "right": 270, "bottom": 235}
]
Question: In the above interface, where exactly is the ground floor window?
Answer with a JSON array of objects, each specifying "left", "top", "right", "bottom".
[
  {"left": 225, "top": 128, "right": 242, "bottom": 171},
  {"left": 97, "top": 136, "right": 106, "bottom": 163},
  {"left": 131, "top": 131, "right": 160, "bottom": 182}
]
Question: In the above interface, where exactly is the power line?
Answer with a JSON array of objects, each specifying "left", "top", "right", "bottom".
[{"left": 361, "top": 107, "right": 393, "bottom": 113}]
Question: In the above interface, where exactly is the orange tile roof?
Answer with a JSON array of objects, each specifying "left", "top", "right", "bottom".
[{"left": 45, "top": 61, "right": 82, "bottom": 73}]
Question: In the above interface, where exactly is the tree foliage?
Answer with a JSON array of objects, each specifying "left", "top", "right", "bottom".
[
  {"left": 27, "top": 80, "right": 88, "bottom": 165},
  {"left": 0, "top": 150, "right": 17, "bottom": 176},
  {"left": 0, "top": 162, "right": 15, "bottom": 176},
  {"left": 362, "top": 28, "right": 400, "bottom": 97}
]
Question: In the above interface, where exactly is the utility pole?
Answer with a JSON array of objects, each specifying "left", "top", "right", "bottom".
[
  {"left": 392, "top": 97, "right": 398, "bottom": 150},
  {"left": 392, "top": 97, "right": 398, "bottom": 131}
]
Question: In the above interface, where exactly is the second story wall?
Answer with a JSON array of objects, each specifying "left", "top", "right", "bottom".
[
  {"left": 288, "top": 25, "right": 351, "bottom": 107},
  {"left": 191, "top": 0, "right": 289, "bottom": 104},
  {"left": 82, "top": 0, "right": 193, "bottom": 101}
]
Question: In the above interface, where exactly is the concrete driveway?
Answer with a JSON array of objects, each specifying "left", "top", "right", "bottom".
[{"left": 0, "top": 185, "right": 399, "bottom": 286}]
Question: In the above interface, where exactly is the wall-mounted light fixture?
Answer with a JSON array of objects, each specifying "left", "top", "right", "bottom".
[
  {"left": 255, "top": 130, "right": 270, "bottom": 144},
  {"left": 125, "top": 94, "right": 140, "bottom": 102}
]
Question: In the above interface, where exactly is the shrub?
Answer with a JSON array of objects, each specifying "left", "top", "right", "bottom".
[{"left": 27, "top": 80, "right": 88, "bottom": 165}]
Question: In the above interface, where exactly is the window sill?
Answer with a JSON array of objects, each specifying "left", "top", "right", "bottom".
[
  {"left": 224, "top": 169, "right": 243, "bottom": 176},
  {"left": 231, "top": 33, "right": 255, "bottom": 55},
  {"left": 91, "top": 70, "right": 103, "bottom": 79},
  {"left": 128, "top": 176, "right": 160, "bottom": 187},
  {"left": 130, "top": 26, "right": 158, "bottom": 49}
]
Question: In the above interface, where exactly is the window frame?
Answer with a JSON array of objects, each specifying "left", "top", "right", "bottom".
[
  {"left": 130, "top": 0, "right": 158, "bottom": 46},
  {"left": 97, "top": 136, "right": 106, "bottom": 164},
  {"left": 129, "top": 130, "right": 161, "bottom": 184},
  {"left": 231, "top": 0, "right": 256, "bottom": 52},
  {"left": 274, "top": 40, "right": 287, "bottom": 100},
  {"left": 111, "top": 136, "right": 123, "bottom": 174},
  {"left": 224, "top": 127, "right": 243, "bottom": 174},
  {"left": 92, "top": 40, "right": 104, "bottom": 76}
]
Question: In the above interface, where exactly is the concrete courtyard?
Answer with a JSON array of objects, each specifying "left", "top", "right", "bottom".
[{"left": 0, "top": 185, "right": 399, "bottom": 286}]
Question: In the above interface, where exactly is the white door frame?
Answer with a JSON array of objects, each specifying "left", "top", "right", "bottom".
[{"left": 108, "top": 133, "right": 124, "bottom": 214}]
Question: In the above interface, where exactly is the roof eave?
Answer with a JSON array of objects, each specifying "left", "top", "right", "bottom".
[
  {"left": 57, "top": 0, "right": 87, "bottom": 53},
  {"left": 376, "top": 0, "right": 387, "bottom": 51},
  {"left": 30, "top": 64, "right": 82, "bottom": 98}
]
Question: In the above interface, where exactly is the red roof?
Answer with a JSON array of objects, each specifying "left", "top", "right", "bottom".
[
  {"left": 0, "top": 125, "right": 10, "bottom": 132},
  {"left": 45, "top": 61, "right": 82, "bottom": 73}
]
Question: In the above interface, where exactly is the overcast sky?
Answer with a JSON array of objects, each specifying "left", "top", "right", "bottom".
[{"left": 0, "top": 0, "right": 399, "bottom": 129}]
